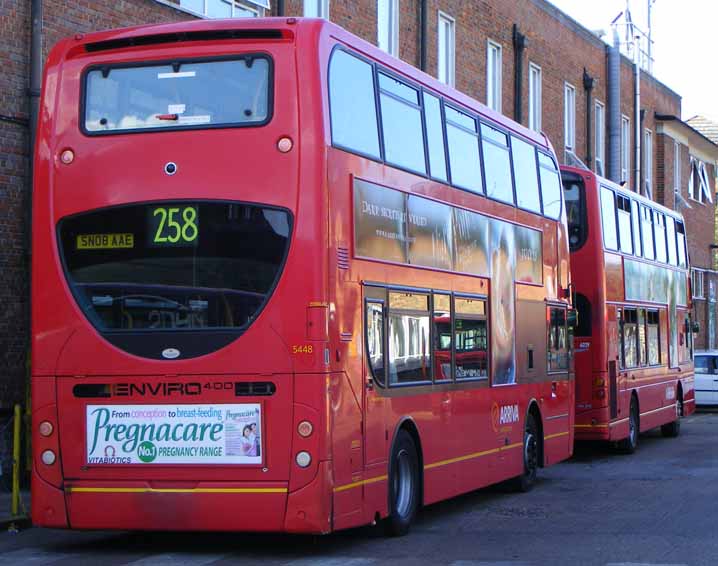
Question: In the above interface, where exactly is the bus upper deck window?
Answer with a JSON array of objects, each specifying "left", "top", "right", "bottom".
[{"left": 561, "top": 174, "right": 587, "bottom": 251}]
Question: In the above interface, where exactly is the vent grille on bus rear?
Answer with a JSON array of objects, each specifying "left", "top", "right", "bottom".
[
  {"left": 235, "top": 381, "right": 276, "bottom": 396},
  {"left": 337, "top": 247, "right": 350, "bottom": 270},
  {"left": 85, "top": 29, "right": 286, "bottom": 53}
]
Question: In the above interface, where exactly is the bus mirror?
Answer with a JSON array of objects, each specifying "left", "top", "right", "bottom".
[{"left": 567, "top": 308, "right": 579, "bottom": 329}]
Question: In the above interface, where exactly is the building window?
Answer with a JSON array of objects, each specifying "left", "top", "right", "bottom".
[
  {"left": 674, "top": 141, "right": 681, "bottom": 194},
  {"left": 621, "top": 115, "right": 630, "bottom": 186},
  {"left": 437, "top": 12, "right": 455, "bottom": 86},
  {"left": 179, "top": 0, "right": 266, "bottom": 17},
  {"left": 304, "top": 0, "right": 329, "bottom": 18},
  {"left": 644, "top": 129, "right": 653, "bottom": 198},
  {"left": 377, "top": 0, "right": 399, "bottom": 57},
  {"left": 595, "top": 100, "right": 605, "bottom": 176},
  {"left": 689, "top": 157, "right": 713, "bottom": 204},
  {"left": 693, "top": 269, "right": 705, "bottom": 299},
  {"left": 564, "top": 83, "right": 576, "bottom": 154},
  {"left": 486, "top": 41, "right": 502, "bottom": 113},
  {"left": 528, "top": 63, "right": 542, "bottom": 132}
]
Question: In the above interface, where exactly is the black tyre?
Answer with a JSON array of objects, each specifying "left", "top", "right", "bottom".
[
  {"left": 511, "top": 413, "right": 540, "bottom": 493},
  {"left": 384, "top": 429, "right": 420, "bottom": 537},
  {"left": 618, "top": 396, "right": 639, "bottom": 453},
  {"left": 661, "top": 393, "right": 682, "bottom": 438}
]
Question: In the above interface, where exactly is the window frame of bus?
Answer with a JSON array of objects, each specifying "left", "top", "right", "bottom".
[
  {"left": 615, "top": 193, "right": 634, "bottom": 255},
  {"left": 599, "top": 185, "right": 618, "bottom": 251},
  {"left": 387, "top": 289, "right": 433, "bottom": 387},
  {"left": 547, "top": 303, "right": 569, "bottom": 374},
  {"left": 480, "top": 122, "right": 516, "bottom": 206},
  {"left": 364, "top": 289, "right": 387, "bottom": 387},
  {"left": 453, "top": 292, "right": 490, "bottom": 382},
  {"left": 327, "top": 45, "right": 560, "bottom": 221},
  {"left": 80, "top": 53, "right": 275, "bottom": 137},
  {"left": 561, "top": 170, "right": 587, "bottom": 251},
  {"left": 537, "top": 151, "right": 562, "bottom": 220}
]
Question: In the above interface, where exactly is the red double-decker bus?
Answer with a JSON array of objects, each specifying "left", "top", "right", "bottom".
[
  {"left": 32, "top": 17, "right": 574, "bottom": 535},
  {"left": 561, "top": 166, "right": 695, "bottom": 452}
]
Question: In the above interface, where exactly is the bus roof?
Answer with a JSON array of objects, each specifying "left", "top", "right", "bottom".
[
  {"left": 561, "top": 165, "right": 685, "bottom": 223},
  {"left": 64, "top": 17, "right": 551, "bottom": 154}
]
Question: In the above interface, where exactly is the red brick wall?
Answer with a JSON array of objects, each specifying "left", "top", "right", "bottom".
[{"left": 0, "top": 0, "right": 195, "bottom": 417}]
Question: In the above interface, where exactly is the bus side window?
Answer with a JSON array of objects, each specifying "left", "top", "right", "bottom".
[
  {"left": 665, "top": 216, "right": 678, "bottom": 266},
  {"left": 641, "top": 205, "right": 655, "bottom": 260},
  {"left": 621, "top": 308, "right": 638, "bottom": 368},
  {"left": 454, "top": 297, "right": 488, "bottom": 380},
  {"left": 638, "top": 309, "right": 647, "bottom": 366},
  {"left": 512, "top": 136, "right": 542, "bottom": 214},
  {"left": 378, "top": 73, "right": 426, "bottom": 175},
  {"left": 599, "top": 186, "right": 618, "bottom": 251},
  {"left": 538, "top": 153, "right": 562, "bottom": 220},
  {"left": 328, "top": 49, "right": 380, "bottom": 158},
  {"left": 433, "top": 293, "right": 452, "bottom": 382},
  {"left": 676, "top": 221, "right": 687, "bottom": 268},
  {"left": 481, "top": 123, "right": 514, "bottom": 205},
  {"left": 388, "top": 292, "right": 432, "bottom": 385},
  {"left": 653, "top": 211, "right": 668, "bottom": 263},
  {"left": 616, "top": 195, "right": 633, "bottom": 255},
  {"left": 365, "top": 300, "right": 385, "bottom": 386},
  {"left": 646, "top": 310, "right": 661, "bottom": 365},
  {"left": 423, "top": 92, "right": 448, "bottom": 182},
  {"left": 630, "top": 200, "right": 642, "bottom": 257},
  {"left": 445, "top": 105, "right": 483, "bottom": 194},
  {"left": 547, "top": 307, "right": 568, "bottom": 371}
]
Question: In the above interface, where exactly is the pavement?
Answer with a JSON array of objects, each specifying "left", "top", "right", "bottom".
[
  {"left": 0, "top": 488, "right": 31, "bottom": 531},
  {"left": 0, "top": 411, "right": 716, "bottom": 564}
]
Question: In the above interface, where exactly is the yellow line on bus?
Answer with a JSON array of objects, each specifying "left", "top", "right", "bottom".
[
  {"left": 574, "top": 423, "right": 609, "bottom": 429},
  {"left": 424, "top": 441, "right": 523, "bottom": 471},
  {"left": 544, "top": 431, "right": 570, "bottom": 440},
  {"left": 66, "top": 487, "right": 287, "bottom": 494},
  {"left": 333, "top": 474, "right": 388, "bottom": 493}
]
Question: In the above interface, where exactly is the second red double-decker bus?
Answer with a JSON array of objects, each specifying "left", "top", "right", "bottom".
[
  {"left": 32, "top": 17, "right": 574, "bottom": 535},
  {"left": 562, "top": 166, "right": 695, "bottom": 452}
]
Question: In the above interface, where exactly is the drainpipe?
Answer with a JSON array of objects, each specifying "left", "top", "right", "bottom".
[
  {"left": 420, "top": 0, "right": 427, "bottom": 72},
  {"left": 512, "top": 24, "right": 527, "bottom": 125},
  {"left": 583, "top": 68, "right": 595, "bottom": 169},
  {"left": 633, "top": 33, "right": 641, "bottom": 194},
  {"left": 607, "top": 29, "right": 621, "bottom": 183},
  {"left": 276, "top": 0, "right": 284, "bottom": 16}
]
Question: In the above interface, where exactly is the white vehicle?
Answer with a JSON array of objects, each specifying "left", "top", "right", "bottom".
[{"left": 694, "top": 350, "right": 718, "bottom": 406}]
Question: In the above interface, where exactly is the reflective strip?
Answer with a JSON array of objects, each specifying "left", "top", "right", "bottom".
[
  {"left": 640, "top": 404, "right": 675, "bottom": 418},
  {"left": 424, "top": 442, "right": 523, "bottom": 471},
  {"left": 66, "top": 487, "right": 287, "bottom": 494},
  {"left": 333, "top": 474, "right": 387, "bottom": 493},
  {"left": 543, "top": 431, "right": 570, "bottom": 440}
]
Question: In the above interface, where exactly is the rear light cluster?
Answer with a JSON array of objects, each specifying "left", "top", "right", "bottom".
[
  {"left": 592, "top": 377, "right": 608, "bottom": 403},
  {"left": 39, "top": 421, "right": 57, "bottom": 466},
  {"left": 295, "top": 420, "right": 314, "bottom": 468}
]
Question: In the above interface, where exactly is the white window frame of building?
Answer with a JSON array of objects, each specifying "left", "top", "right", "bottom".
[
  {"left": 693, "top": 268, "right": 705, "bottom": 299},
  {"left": 437, "top": 12, "right": 455, "bottom": 87},
  {"left": 688, "top": 156, "right": 714, "bottom": 204},
  {"left": 304, "top": 0, "right": 329, "bottom": 18},
  {"left": 486, "top": 40, "right": 502, "bottom": 113},
  {"left": 564, "top": 82, "right": 576, "bottom": 154},
  {"left": 528, "top": 62, "right": 542, "bottom": 133},
  {"left": 594, "top": 100, "right": 605, "bottom": 176},
  {"left": 377, "top": 0, "right": 399, "bottom": 57},
  {"left": 674, "top": 141, "right": 681, "bottom": 194},
  {"left": 179, "top": 0, "right": 267, "bottom": 17},
  {"left": 643, "top": 129, "right": 653, "bottom": 198},
  {"left": 621, "top": 115, "right": 630, "bottom": 186}
]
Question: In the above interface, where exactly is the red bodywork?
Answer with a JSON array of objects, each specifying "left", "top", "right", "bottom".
[
  {"left": 561, "top": 166, "right": 695, "bottom": 443},
  {"left": 32, "top": 17, "right": 574, "bottom": 533}
]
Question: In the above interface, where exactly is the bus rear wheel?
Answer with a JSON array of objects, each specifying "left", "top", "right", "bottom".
[
  {"left": 384, "top": 429, "right": 420, "bottom": 537},
  {"left": 618, "top": 397, "right": 639, "bottom": 454},
  {"left": 661, "top": 394, "right": 682, "bottom": 438},
  {"left": 511, "top": 413, "right": 539, "bottom": 493}
]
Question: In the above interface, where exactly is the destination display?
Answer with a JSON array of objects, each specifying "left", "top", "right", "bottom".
[
  {"left": 86, "top": 403, "right": 262, "bottom": 465},
  {"left": 353, "top": 178, "right": 543, "bottom": 284}
]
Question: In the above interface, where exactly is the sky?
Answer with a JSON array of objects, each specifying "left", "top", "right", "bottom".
[{"left": 547, "top": 0, "right": 718, "bottom": 121}]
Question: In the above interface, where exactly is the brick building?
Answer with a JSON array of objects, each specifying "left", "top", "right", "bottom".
[{"left": 1, "top": 0, "right": 717, "bottom": 467}]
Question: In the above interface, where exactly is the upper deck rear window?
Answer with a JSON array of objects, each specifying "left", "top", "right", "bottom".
[{"left": 83, "top": 56, "right": 271, "bottom": 133}]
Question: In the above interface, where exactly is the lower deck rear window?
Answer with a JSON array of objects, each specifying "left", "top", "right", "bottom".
[{"left": 59, "top": 202, "right": 291, "bottom": 333}]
